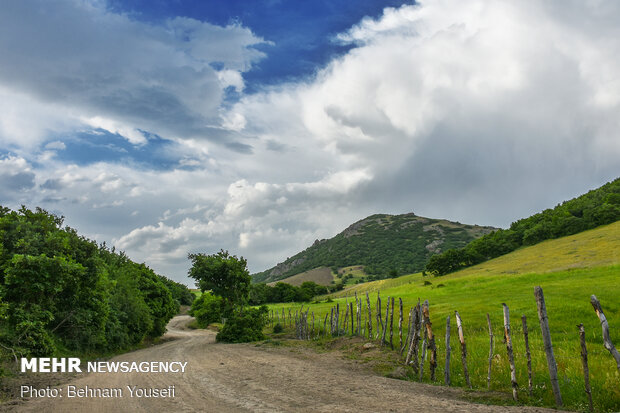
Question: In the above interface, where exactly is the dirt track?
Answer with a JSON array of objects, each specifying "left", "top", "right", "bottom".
[{"left": 6, "top": 316, "right": 564, "bottom": 412}]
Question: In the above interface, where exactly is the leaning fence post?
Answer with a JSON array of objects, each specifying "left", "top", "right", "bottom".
[
  {"left": 419, "top": 319, "right": 427, "bottom": 381},
  {"left": 402, "top": 308, "right": 414, "bottom": 357},
  {"left": 578, "top": 323, "right": 594, "bottom": 413},
  {"left": 455, "top": 310, "right": 471, "bottom": 388},
  {"left": 590, "top": 294, "right": 620, "bottom": 373},
  {"left": 486, "top": 313, "right": 494, "bottom": 389},
  {"left": 503, "top": 303, "right": 518, "bottom": 401},
  {"left": 522, "top": 315, "right": 533, "bottom": 397},
  {"left": 445, "top": 315, "right": 451, "bottom": 386},
  {"left": 534, "top": 286, "right": 563, "bottom": 407}
]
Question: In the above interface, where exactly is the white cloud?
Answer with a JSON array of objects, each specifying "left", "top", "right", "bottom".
[
  {"left": 2, "top": 0, "right": 619, "bottom": 284},
  {"left": 0, "top": 0, "right": 266, "bottom": 149}
]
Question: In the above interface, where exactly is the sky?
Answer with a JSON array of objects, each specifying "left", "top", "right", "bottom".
[{"left": 1, "top": 0, "right": 619, "bottom": 285}]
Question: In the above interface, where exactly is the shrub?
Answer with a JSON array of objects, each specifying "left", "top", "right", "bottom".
[
  {"left": 273, "top": 323, "right": 283, "bottom": 334},
  {"left": 190, "top": 293, "right": 223, "bottom": 328},
  {"left": 216, "top": 306, "right": 269, "bottom": 343}
]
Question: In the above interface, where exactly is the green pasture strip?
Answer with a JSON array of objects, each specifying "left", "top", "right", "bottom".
[{"left": 267, "top": 264, "right": 620, "bottom": 411}]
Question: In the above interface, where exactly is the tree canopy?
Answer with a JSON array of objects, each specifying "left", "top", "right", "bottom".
[{"left": 188, "top": 250, "right": 251, "bottom": 309}]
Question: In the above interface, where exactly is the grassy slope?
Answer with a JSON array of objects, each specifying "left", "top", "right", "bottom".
[{"left": 268, "top": 221, "right": 620, "bottom": 411}]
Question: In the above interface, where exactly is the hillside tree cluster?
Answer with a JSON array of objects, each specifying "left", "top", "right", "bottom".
[{"left": 426, "top": 178, "right": 620, "bottom": 276}]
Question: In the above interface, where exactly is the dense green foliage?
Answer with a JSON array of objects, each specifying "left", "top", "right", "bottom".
[
  {"left": 215, "top": 306, "right": 268, "bottom": 343},
  {"left": 188, "top": 250, "right": 251, "bottom": 311},
  {"left": 0, "top": 206, "right": 191, "bottom": 360},
  {"left": 253, "top": 213, "right": 495, "bottom": 283},
  {"left": 249, "top": 281, "right": 330, "bottom": 305},
  {"left": 426, "top": 177, "right": 620, "bottom": 275},
  {"left": 189, "top": 293, "right": 223, "bottom": 328}
]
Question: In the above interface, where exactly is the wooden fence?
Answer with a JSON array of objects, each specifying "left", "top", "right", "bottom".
[{"left": 271, "top": 286, "right": 619, "bottom": 412}]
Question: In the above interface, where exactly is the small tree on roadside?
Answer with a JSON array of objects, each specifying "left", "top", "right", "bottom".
[{"left": 187, "top": 249, "right": 251, "bottom": 314}]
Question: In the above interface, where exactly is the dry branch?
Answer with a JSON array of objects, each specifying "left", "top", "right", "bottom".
[{"left": 590, "top": 294, "right": 620, "bottom": 373}]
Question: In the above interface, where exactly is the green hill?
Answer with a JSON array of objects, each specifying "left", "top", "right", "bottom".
[{"left": 252, "top": 213, "right": 497, "bottom": 283}]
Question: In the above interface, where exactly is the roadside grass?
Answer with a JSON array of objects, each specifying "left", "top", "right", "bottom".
[{"left": 266, "top": 222, "right": 620, "bottom": 412}]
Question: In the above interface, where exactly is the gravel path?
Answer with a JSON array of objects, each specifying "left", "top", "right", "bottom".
[{"left": 6, "top": 315, "right": 565, "bottom": 412}]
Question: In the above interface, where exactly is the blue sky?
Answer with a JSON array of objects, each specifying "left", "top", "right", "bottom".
[
  {"left": 107, "top": 0, "right": 408, "bottom": 92},
  {"left": 0, "top": 0, "right": 619, "bottom": 284}
]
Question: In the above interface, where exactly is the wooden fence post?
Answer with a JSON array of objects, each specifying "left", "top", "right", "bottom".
[
  {"left": 377, "top": 294, "right": 383, "bottom": 340},
  {"left": 389, "top": 297, "right": 395, "bottom": 350},
  {"left": 534, "top": 286, "right": 563, "bottom": 407},
  {"left": 366, "top": 292, "right": 373, "bottom": 339},
  {"left": 358, "top": 298, "right": 362, "bottom": 336},
  {"left": 455, "top": 310, "right": 471, "bottom": 388},
  {"left": 381, "top": 297, "right": 389, "bottom": 346},
  {"left": 578, "top": 323, "right": 594, "bottom": 412},
  {"left": 402, "top": 308, "right": 414, "bottom": 356},
  {"left": 422, "top": 300, "right": 437, "bottom": 381},
  {"left": 350, "top": 302, "right": 354, "bottom": 335},
  {"left": 590, "top": 295, "right": 620, "bottom": 372},
  {"left": 398, "top": 298, "right": 403, "bottom": 351},
  {"left": 503, "top": 303, "right": 518, "bottom": 401},
  {"left": 522, "top": 315, "right": 533, "bottom": 397},
  {"left": 336, "top": 303, "right": 340, "bottom": 336},
  {"left": 323, "top": 313, "right": 328, "bottom": 337},
  {"left": 343, "top": 302, "right": 350, "bottom": 334},
  {"left": 486, "top": 313, "right": 493, "bottom": 389},
  {"left": 445, "top": 315, "right": 451, "bottom": 386},
  {"left": 419, "top": 319, "right": 427, "bottom": 381}
]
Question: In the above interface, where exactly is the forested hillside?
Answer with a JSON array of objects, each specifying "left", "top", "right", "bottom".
[
  {"left": 0, "top": 206, "right": 193, "bottom": 361},
  {"left": 426, "top": 177, "right": 620, "bottom": 275},
  {"left": 252, "top": 213, "right": 496, "bottom": 283}
]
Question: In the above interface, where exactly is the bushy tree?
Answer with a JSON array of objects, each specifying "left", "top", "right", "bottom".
[{"left": 188, "top": 250, "right": 251, "bottom": 311}]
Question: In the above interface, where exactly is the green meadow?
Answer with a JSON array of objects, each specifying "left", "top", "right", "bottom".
[{"left": 267, "top": 222, "right": 620, "bottom": 412}]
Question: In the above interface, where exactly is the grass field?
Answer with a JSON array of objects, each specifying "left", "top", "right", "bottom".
[{"left": 267, "top": 222, "right": 620, "bottom": 412}]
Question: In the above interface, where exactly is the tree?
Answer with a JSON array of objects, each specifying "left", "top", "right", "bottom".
[{"left": 187, "top": 250, "right": 251, "bottom": 311}]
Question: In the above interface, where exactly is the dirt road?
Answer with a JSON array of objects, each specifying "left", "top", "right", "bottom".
[{"left": 7, "top": 316, "right": 562, "bottom": 412}]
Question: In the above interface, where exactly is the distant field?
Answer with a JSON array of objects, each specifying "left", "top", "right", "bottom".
[
  {"left": 337, "top": 265, "right": 367, "bottom": 285},
  {"left": 267, "top": 266, "right": 335, "bottom": 286},
  {"left": 268, "top": 222, "right": 620, "bottom": 411}
]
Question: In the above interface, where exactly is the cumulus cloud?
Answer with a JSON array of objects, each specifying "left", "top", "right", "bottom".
[
  {"left": 2, "top": 0, "right": 619, "bottom": 283},
  {"left": 0, "top": 156, "right": 36, "bottom": 195},
  {"left": 0, "top": 0, "right": 266, "bottom": 150}
]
